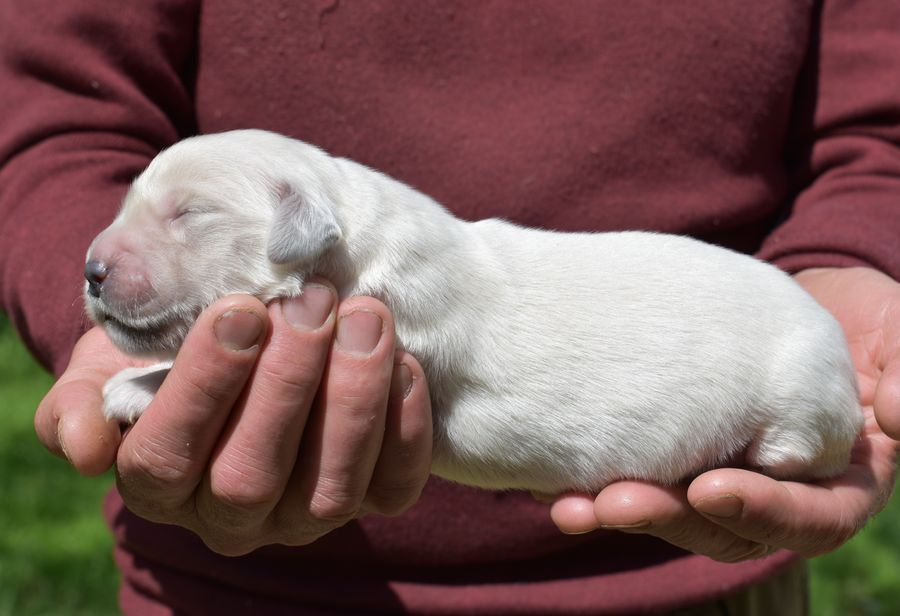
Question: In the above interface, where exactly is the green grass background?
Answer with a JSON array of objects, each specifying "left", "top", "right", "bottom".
[
  {"left": 0, "top": 314, "right": 118, "bottom": 616},
  {"left": 1, "top": 313, "right": 899, "bottom": 615}
]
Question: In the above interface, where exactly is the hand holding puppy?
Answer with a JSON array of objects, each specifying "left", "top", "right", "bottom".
[
  {"left": 550, "top": 267, "right": 900, "bottom": 562},
  {"left": 35, "top": 284, "right": 433, "bottom": 556}
]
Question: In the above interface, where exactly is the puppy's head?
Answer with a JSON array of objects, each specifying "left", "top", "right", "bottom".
[{"left": 84, "top": 130, "right": 343, "bottom": 357}]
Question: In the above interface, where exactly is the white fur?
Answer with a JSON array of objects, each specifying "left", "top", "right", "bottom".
[
  {"left": 103, "top": 363, "right": 172, "bottom": 424},
  {"left": 86, "top": 129, "right": 863, "bottom": 493}
]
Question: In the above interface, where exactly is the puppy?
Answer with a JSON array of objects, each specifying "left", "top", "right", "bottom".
[{"left": 84, "top": 129, "right": 863, "bottom": 493}]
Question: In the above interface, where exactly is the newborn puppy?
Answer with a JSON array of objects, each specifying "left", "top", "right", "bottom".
[{"left": 84, "top": 129, "right": 863, "bottom": 493}]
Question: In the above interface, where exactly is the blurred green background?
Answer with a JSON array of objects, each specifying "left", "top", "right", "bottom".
[
  {"left": 0, "top": 314, "right": 117, "bottom": 615},
  {"left": 1, "top": 313, "right": 899, "bottom": 615}
]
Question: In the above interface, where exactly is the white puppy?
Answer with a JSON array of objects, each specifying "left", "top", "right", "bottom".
[{"left": 84, "top": 129, "right": 862, "bottom": 493}]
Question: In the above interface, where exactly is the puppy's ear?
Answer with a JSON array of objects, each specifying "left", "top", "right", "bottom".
[{"left": 267, "top": 185, "right": 342, "bottom": 265}]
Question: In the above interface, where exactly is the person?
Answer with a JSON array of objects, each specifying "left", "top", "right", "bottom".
[{"left": 1, "top": 1, "right": 898, "bottom": 613}]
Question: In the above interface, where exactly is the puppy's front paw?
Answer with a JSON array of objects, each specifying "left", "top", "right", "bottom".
[{"left": 103, "top": 363, "right": 172, "bottom": 423}]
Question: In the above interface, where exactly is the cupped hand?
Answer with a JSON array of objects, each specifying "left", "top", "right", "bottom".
[
  {"left": 35, "top": 281, "right": 432, "bottom": 556},
  {"left": 549, "top": 267, "right": 900, "bottom": 562}
]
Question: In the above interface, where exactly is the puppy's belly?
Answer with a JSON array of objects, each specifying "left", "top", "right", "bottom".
[
  {"left": 428, "top": 392, "right": 738, "bottom": 492},
  {"left": 427, "top": 331, "right": 859, "bottom": 494}
]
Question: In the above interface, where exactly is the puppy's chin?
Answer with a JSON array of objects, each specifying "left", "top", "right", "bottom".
[
  {"left": 85, "top": 289, "right": 198, "bottom": 358},
  {"left": 100, "top": 314, "right": 187, "bottom": 358}
]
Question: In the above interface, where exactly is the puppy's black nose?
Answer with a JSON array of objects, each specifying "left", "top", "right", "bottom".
[{"left": 85, "top": 260, "right": 109, "bottom": 298}]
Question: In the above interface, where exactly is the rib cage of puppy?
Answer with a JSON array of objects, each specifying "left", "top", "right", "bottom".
[{"left": 83, "top": 129, "right": 862, "bottom": 494}]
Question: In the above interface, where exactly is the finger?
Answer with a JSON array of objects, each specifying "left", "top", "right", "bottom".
[
  {"left": 855, "top": 409, "right": 900, "bottom": 511},
  {"left": 199, "top": 282, "right": 337, "bottom": 526},
  {"left": 115, "top": 295, "right": 267, "bottom": 518},
  {"left": 35, "top": 328, "right": 125, "bottom": 475},
  {"left": 550, "top": 493, "right": 603, "bottom": 534},
  {"left": 363, "top": 351, "right": 433, "bottom": 516},
  {"left": 688, "top": 467, "right": 873, "bottom": 557},
  {"left": 592, "top": 481, "right": 764, "bottom": 562},
  {"left": 874, "top": 348, "right": 900, "bottom": 439},
  {"left": 277, "top": 297, "right": 395, "bottom": 530}
]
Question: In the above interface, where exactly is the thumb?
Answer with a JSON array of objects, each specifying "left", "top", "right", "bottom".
[
  {"left": 34, "top": 328, "right": 126, "bottom": 476},
  {"left": 874, "top": 347, "right": 900, "bottom": 440}
]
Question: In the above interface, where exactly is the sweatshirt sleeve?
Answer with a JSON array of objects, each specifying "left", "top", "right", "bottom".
[
  {"left": 0, "top": 0, "right": 198, "bottom": 375},
  {"left": 757, "top": 0, "right": 900, "bottom": 279}
]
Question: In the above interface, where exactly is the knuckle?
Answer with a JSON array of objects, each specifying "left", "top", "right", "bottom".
[
  {"left": 115, "top": 438, "right": 199, "bottom": 522},
  {"left": 177, "top": 367, "right": 236, "bottom": 407},
  {"left": 119, "top": 499, "right": 178, "bottom": 525},
  {"left": 309, "top": 496, "right": 360, "bottom": 525},
  {"left": 207, "top": 471, "right": 280, "bottom": 515},
  {"left": 116, "top": 476, "right": 193, "bottom": 524},
  {"left": 254, "top": 359, "right": 319, "bottom": 404},
  {"left": 118, "top": 437, "right": 194, "bottom": 490},
  {"left": 366, "top": 477, "right": 426, "bottom": 516},
  {"left": 199, "top": 474, "right": 282, "bottom": 532},
  {"left": 391, "top": 431, "right": 433, "bottom": 467},
  {"left": 192, "top": 500, "right": 273, "bottom": 554},
  {"left": 209, "top": 482, "right": 279, "bottom": 515},
  {"left": 334, "top": 397, "right": 381, "bottom": 430},
  {"left": 199, "top": 531, "right": 259, "bottom": 557},
  {"left": 327, "top": 377, "right": 390, "bottom": 427},
  {"left": 308, "top": 479, "right": 364, "bottom": 524}
]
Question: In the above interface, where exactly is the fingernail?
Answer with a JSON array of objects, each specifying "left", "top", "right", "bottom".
[
  {"left": 695, "top": 494, "right": 744, "bottom": 519},
  {"left": 561, "top": 528, "right": 599, "bottom": 536},
  {"left": 391, "top": 362, "right": 414, "bottom": 400},
  {"left": 599, "top": 520, "right": 652, "bottom": 531},
  {"left": 337, "top": 310, "right": 383, "bottom": 354},
  {"left": 282, "top": 285, "right": 334, "bottom": 330},
  {"left": 57, "top": 422, "right": 71, "bottom": 462},
  {"left": 215, "top": 310, "right": 264, "bottom": 350}
]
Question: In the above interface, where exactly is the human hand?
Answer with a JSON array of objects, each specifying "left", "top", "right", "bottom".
[
  {"left": 548, "top": 266, "right": 900, "bottom": 562},
  {"left": 35, "top": 282, "right": 432, "bottom": 556}
]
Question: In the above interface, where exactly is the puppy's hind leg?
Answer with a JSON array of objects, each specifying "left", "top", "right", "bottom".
[{"left": 744, "top": 399, "right": 862, "bottom": 481}]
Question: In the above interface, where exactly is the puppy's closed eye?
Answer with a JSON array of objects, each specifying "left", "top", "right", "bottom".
[
  {"left": 174, "top": 207, "right": 201, "bottom": 219},
  {"left": 172, "top": 203, "right": 218, "bottom": 224}
]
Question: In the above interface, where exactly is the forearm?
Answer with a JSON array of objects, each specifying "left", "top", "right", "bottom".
[
  {"left": 757, "top": 0, "right": 900, "bottom": 279},
  {"left": 0, "top": 0, "right": 198, "bottom": 374},
  {"left": 0, "top": 142, "right": 147, "bottom": 373}
]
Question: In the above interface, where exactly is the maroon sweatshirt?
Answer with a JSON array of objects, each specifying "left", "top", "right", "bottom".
[{"left": 1, "top": 1, "right": 899, "bottom": 613}]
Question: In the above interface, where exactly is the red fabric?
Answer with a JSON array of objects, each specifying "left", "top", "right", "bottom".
[
  {"left": 104, "top": 488, "right": 796, "bottom": 615},
  {"left": 2, "top": 1, "right": 899, "bottom": 613}
]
